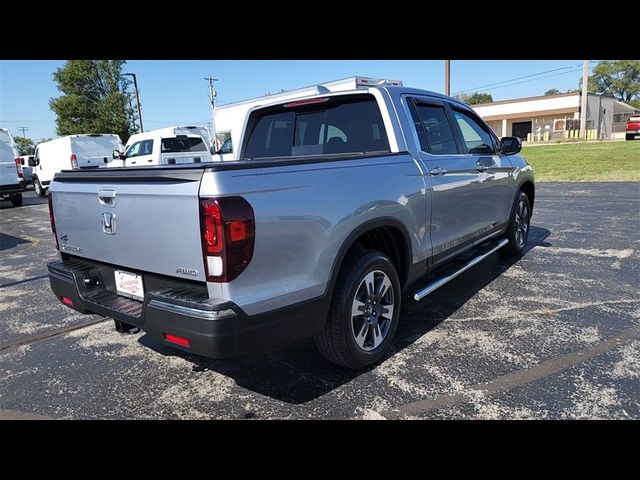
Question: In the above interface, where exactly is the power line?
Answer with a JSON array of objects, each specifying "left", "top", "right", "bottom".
[
  {"left": 455, "top": 66, "right": 587, "bottom": 96},
  {"left": 454, "top": 64, "right": 582, "bottom": 95},
  {"left": 478, "top": 67, "right": 585, "bottom": 93}
]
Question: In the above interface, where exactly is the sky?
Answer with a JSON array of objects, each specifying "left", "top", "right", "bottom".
[{"left": 0, "top": 60, "right": 590, "bottom": 140}]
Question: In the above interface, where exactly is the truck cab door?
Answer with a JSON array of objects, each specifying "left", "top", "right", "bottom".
[
  {"left": 448, "top": 107, "right": 515, "bottom": 233},
  {"left": 407, "top": 97, "right": 495, "bottom": 267},
  {"left": 125, "top": 140, "right": 155, "bottom": 166}
]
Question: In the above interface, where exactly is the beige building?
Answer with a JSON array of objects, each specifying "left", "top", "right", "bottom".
[{"left": 472, "top": 92, "right": 638, "bottom": 141}]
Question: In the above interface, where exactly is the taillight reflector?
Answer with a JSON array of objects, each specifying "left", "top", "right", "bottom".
[
  {"left": 15, "top": 158, "right": 24, "bottom": 178},
  {"left": 61, "top": 296, "right": 74, "bottom": 306},
  {"left": 48, "top": 193, "right": 59, "bottom": 250},
  {"left": 164, "top": 333, "right": 190, "bottom": 347},
  {"left": 70, "top": 154, "right": 78, "bottom": 169},
  {"left": 229, "top": 220, "right": 247, "bottom": 242}
]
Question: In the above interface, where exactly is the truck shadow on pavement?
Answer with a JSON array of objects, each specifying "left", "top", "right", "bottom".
[
  {"left": 140, "top": 226, "right": 551, "bottom": 405},
  {"left": 0, "top": 233, "right": 31, "bottom": 251}
]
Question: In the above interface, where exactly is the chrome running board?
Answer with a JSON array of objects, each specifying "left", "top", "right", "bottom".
[{"left": 413, "top": 238, "right": 509, "bottom": 301}]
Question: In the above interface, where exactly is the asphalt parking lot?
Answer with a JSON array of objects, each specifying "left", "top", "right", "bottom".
[{"left": 0, "top": 183, "right": 638, "bottom": 419}]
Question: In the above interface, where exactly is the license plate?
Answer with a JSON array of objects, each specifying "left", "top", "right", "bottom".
[{"left": 114, "top": 270, "right": 144, "bottom": 301}]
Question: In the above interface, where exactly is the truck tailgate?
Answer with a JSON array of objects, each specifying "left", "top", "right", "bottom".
[
  {"left": 159, "top": 151, "right": 210, "bottom": 165},
  {"left": 50, "top": 167, "right": 207, "bottom": 282}
]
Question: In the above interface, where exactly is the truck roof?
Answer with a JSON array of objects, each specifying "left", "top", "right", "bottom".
[
  {"left": 37, "top": 134, "right": 121, "bottom": 146},
  {"left": 215, "top": 76, "right": 470, "bottom": 112},
  {"left": 127, "top": 126, "right": 210, "bottom": 142}
]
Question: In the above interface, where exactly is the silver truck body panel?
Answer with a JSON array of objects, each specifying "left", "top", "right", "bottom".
[
  {"left": 200, "top": 154, "right": 427, "bottom": 315},
  {"left": 49, "top": 83, "right": 534, "bottom": 320}
]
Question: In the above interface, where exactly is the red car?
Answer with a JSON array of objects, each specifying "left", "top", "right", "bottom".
[{"left": 627, "top": 115, "right": 640, "bottom": 140}]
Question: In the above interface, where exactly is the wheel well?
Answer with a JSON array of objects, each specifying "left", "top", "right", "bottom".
[
  {"left": 520, "top": 181, "right": 535, "bottom": 210},
  {"left": 351, "top": 226, "right": 410, "bottom": 287}
]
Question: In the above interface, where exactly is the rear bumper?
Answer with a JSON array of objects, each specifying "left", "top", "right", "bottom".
[
  {"left": 0, "top": 182, "right": 26, "bottom": 194},
  {"left": 48, "top": 258, "right": 328, "bottom": 359}
]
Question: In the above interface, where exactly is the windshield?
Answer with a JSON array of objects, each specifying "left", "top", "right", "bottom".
[
  {"left": 0, "top": 131, "right": 16, "bottom": 163},
  {"left": 161, "top": 136, "right": 207, "bottom": 153}
]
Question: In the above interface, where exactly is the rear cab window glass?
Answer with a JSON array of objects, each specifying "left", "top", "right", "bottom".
[
  {"left": 161, "top": 136, "right": 207, "bottom": 153},
  {"left": 242, "top": 94, "right": 390, "bottom": 159}
]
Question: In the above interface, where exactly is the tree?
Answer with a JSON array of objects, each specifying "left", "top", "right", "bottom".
[
  {"left": 629, "top": 98, "right": 640, "bottom": 110},
  {"left": 455, "top": 91, "right": 493, "bottom": 105},
  {"left": 14, "top": 136, "right": 35, "bottom": 156},
  {"left": 49, "top": 60, "right": 136, "bottom": 143},
  {"left": 545, "top": 88, "right": 560, "bottom": 95},
  {"left": 585, "top": 60, "right": 640, "bottom": 103}
]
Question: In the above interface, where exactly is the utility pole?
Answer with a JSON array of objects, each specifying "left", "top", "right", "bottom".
[
  {"left": 204, "top": 75, "right": 218, "bottom": 147},
  {"left": 18, "top": 126, "right": 29, "bottom": 138},
  {"left": 579, "top": 60, "right": 589, "bottom": 140},
  {"left": 444, "top": 60, "right": 451, "bottom": 96},
  {"left": 124, "top": 73, "right": 143, "bottom": 133}
]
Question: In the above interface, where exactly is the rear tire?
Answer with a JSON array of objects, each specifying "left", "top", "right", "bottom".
[
  {"left": 315, "top": 249, "right": 401, "bottom": 369},
  {"left": 34, "top": 178, "right": 46, "bottom": 197},
  {"left": 627, "top": 134, "right": 635, "bottom": 141},
  {"left": 10, "top": 194, "right": 23, "bottom": 207},
  {"left": 502, "top": 191, "right": 531, "bottom": 256}
]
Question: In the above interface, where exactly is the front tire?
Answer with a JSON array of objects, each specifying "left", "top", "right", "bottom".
[
  {"left": 627, "top": 134, "right": 636, "bottom": 141},
  {"left": 502, "top": 191, "right": 531, "bottom": 256},
  {"left": 315, "top": 249, "right": 401, "bottom": 369},
  {"left": 34, "top": 178, "right": 46, "bottom": 197}
]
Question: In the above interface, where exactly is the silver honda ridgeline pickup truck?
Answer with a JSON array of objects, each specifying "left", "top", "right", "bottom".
[{"left": 47, "top": 83, "right": 534, "bottom": 368}]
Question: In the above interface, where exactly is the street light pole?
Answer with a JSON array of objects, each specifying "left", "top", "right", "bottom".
[
  {"left": 579, "top": 60, "right": 589, "bottom": 141},
  {"left": 444, "top": 60, "right": 451, "bottom": 96},
  {"left": 124, "top": 73, "right": 143, "bottom": 133},
  {"left": 204, "top": 75, "right": 218, "bottom": 146}
]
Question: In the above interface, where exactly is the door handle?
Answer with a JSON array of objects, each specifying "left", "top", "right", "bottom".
[
  {"left": 476, "top": 161, "right": 490, "bottom": 172},
  {"left": 430, "top": 167, "right": 447, "bottom": 176}
]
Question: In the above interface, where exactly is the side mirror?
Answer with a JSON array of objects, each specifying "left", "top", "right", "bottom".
[
  {"left": 499, "top": 136, "right": 522, "bottom": 155},
  {"left": 112, "top": 149, "right": 121, "bottom": 160},
  {"left": 219, "top": 139, "right": 233, "bottom": 155},
  {"left": 28, "top": 158, "right": 38, "bottom": 167}
]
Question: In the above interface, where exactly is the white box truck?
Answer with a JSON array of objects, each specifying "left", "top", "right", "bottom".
[
  {"left": 31, "top": 134, "right": 123, "bottom": 196},
  {"left": 0, "top": 128, "right": 26, "bottom": 207}
]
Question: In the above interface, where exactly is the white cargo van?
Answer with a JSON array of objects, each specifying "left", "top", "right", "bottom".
[
  {"left": 0, "top": 128, "right": 26, "bottom": 207},
  {"left": 31, "top": 134, "right": 123, "bottom": 196},
  {"left": 114, "top": 126, "right": 213, "bottom": 167}
]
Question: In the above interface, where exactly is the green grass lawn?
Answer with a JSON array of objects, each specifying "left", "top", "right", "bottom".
[{"left": 522, "top": 141, "right": 640, "bottom": 181}]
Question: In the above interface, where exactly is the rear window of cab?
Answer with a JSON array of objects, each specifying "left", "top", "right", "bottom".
[{"left": 242, "top": 94, "right": 390, "bottom": 159}]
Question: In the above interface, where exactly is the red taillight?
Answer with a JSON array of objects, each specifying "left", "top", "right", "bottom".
[
  {"left": 48, "top": 193, "right": 59, "bottom": 250},
  {"left": 199, "top": 197, "right": 255, "bottom": 282},
  {"left": 164, "top": 333, "right": 190, "bottom": 347},
  {"left": 15, "top": 158, "right": 24, "bottom": 178},
  {"left": 61, "top": 296, "right": 74, "bottom": 306},
  {"left": 70, "top": 154, "right": 78, "bottom": 169},
  {"left": 201, "top": 200, "right": 223, "bottom": 254}
]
